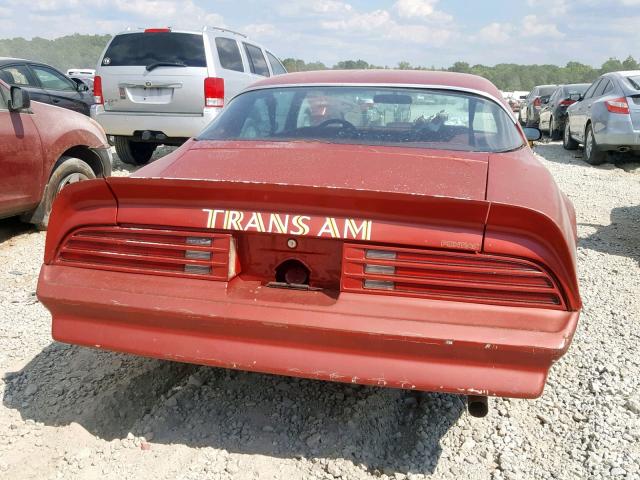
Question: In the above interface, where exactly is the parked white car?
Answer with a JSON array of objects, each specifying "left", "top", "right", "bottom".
[{"left": 91, "top": 26, "right": 287, "bottom": 165}]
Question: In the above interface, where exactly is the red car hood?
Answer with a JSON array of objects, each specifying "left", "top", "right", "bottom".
[{"left": 134, "top": 141, "right": 489, "bottom": 201}]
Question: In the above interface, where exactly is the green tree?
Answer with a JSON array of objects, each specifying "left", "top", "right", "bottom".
[{"left": 622, "top": 55, "right": 639, "bottom": 70}]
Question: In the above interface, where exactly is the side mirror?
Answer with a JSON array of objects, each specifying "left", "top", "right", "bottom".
[
  {"left": 541, "top": 98, "right": 550, "bottom": 105},
  {"left": 8, "top": 86, "right": 30, "bottom": 111},
  {"left": 523, "top": 127, "right": 542, "bottom": 143},
  {"left": 72, "top": 78, "right": 89, "bottom": 92}
]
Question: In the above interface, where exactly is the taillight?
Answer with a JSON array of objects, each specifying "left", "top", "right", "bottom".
[
  {"left": 144, "top": 28, "right": 171, "bottom": 33},
  {"left": 342, "top": 244, "right": 566, "bottom": 310},
  {"left": 93, "top": 75, "right": 103, "bottom": 105},
  {"left": 605, "top": 97, "right": 630, "bottom": 114},
  {"left": 533, "top": 97, "right": 541, "bottom": 107},
  {"left": 559, "top": 99, "right": 575, "bottom": 106},
  {"left": 56, "top": 226, "right": 240, "bottom": 281},
  {"left": 204, "top": 77, "right": 224, "bottom": 108}
]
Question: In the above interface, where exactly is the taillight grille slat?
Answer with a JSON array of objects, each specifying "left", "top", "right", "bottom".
[
  {"left": 342, "top": 244, "right": 565, "bottom": 310},
  {"left": 56, "top": 226, "right": 237, "bottom": 281}
]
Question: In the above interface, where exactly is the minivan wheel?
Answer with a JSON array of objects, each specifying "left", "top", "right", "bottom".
[
  {"left": 584, "top": 124, "right": 607, "bottom": 165},
  {"left": 22, "top": 157, "right": 95, "bottom": 230},
  {"left": 563, "top": 124, "right": 578, "bottom": 150},
  {"left": 114, "top": 136, "right": 156, "bottom": 166}
]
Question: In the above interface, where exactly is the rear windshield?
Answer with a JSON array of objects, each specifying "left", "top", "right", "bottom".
[
  {"left": 564, "top": 84, "right": 589, "bottom": 95},
  {"left": 626, "top": 75, "right": 640, "bottom": 90},
  {"left": 538, "top": 86, "right": 557, "bottom": 96},
  {"left": 199, "top": 86, "right": 523, "bottom": 153},
  {"left": 102, "top": 32, "right": 206, "bottom": 67}
]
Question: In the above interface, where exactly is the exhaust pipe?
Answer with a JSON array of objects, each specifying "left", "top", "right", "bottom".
[
  {"left": 617, "top": 146, "right": 631, "bottom": 153},
  {"left": 467, "top": 395, "right": 489, "bottom": 418}
]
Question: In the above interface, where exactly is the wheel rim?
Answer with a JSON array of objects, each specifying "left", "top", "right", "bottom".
[
  {"left": 564, "top": 125, "right": 570, "bottom": 143},
  {"left": 56, "top": 172, "right": 89, "bottom": 195},
  {"left": 585, "top": 129, "right": 593, "bottom": 158},
  {"left": 550, "top": 118, "right": 555, "bottom": 134}
]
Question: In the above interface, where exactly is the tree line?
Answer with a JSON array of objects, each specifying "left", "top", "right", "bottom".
[{"left": 0, "top": 34, "right": 637, "bottom": 91}]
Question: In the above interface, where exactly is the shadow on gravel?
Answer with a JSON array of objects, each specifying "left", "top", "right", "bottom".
[
  {"left": 3, "top": 342, "right": 464, "bottom": 476},
  {"left": 0, "top": 217, "right": 34, "bottom": 244},
  {"left": 580, "top": 205, "right": 640, "bottom": 264}
]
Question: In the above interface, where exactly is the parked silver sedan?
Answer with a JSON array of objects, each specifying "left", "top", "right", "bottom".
[{"left": 564, "top": 71, "right": 640, "bottom": 164}]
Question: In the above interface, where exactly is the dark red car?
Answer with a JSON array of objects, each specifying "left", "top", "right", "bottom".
[
  {"left": 37, "top": 71, "right": 580, "bottom": 415},
  {"left": 0, "top": 81, "right": 111, "bottom": 229}
]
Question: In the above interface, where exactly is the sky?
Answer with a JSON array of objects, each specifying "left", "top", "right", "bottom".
[{"left": 0, "top": 0, "right": 638, "bottom": 67}]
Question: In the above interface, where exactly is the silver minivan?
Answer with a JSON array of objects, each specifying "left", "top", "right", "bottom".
[{"left": 92, "top": 27, "right": 286, "bottom": 165}]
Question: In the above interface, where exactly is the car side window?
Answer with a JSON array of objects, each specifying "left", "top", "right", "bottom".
[
  {"left": 215, "top": 37, "right": 244, "bottom": 72},
  {"left": 593, "top": 79, "right": 610, "bottom": 98},
  {"left": 603, "top": 80, "right": 615, "bottom": 95},
  {"left": 0, "top": 65, "right": 33, "bottom": 86},
  {"left": 243, "top": 43, "right": 270, "bottom": 77},
  {"left": 583, "top": 80, "right": 601, "bottom": 100},
  {"left": 31, "top": 65, "right": 76, "bottom": 91},
  {"left": 266, "top": 52, "right": 286, "bottom": 75}
]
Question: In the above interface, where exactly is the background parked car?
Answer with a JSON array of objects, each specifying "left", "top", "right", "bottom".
[
  {"left": 0, "top": 57, "right": 95, "bottom": 116},
  {"left": 564, "top": 70, "right": 640, "bottom": 164},
  {"left": 539, "top": 83, "right": 590, "bottom": 140},
  {"left": 92, "top": 26, "right": 287, "bottom": 166},
  {"left": 519, "top": 85, "right": 558, "bottom": 127},
  {"left": 0, "top": 80, "right": 111, "bottom": 229}
]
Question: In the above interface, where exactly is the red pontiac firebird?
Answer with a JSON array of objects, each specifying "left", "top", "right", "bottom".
[{"left": 37, "top": 70, "right": 581, "bottom": 415}]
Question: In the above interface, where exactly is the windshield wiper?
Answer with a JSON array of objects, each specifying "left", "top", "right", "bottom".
[{"left": 145, "top": 61, "right": 186, "bottom": 72}]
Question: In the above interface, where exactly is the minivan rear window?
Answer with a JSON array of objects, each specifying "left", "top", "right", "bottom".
[{"left": 102, "top": 32, "right": 206, "bottom": 68}]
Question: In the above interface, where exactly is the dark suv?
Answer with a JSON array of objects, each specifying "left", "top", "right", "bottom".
[{"left": 0, "top": 57, "right": 94, "bottom": 116}]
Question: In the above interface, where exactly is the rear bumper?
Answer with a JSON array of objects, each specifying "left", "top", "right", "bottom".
[
  {"left": 37, "top": 265, "right": 580, "bottom": 399},
  {"left": 596, "top": 131, "right": 640, "bottom": 150},
  {"left": 90, "top": 105, "right": 220, "bottom": 138}
]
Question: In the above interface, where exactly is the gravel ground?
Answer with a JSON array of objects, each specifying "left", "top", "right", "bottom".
[{"left": 0, "top": 142, "right": 638, "bottom": 480}]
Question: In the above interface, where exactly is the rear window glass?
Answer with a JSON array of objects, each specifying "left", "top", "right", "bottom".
[
  {"left": 266, "top": 52, "right": 287, "bottom": 75},
  {"left": 626, "top": 75, "right": 640, "bottom": 90},
  {"left": 243, "top": 43, "right": 270, "bottom": 77},
  {"left": 564, "top": 84, "right": 589, "bottom": 95},
  {"left": 102, "top": 32, "right": 206, "bottom": 67},
  {"left": 538, "top": 86, "right": 557, "bottom": 97},
  {"left": 215, "top": 37, "right": 244, "bottom": 72},
  {"left": 199, "top": 86, "right": 523, "bottom": 153}
]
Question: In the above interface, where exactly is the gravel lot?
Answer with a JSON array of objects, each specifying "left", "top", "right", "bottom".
[{"left": 0, "top": 142, "right": 639, "bottom": 480}]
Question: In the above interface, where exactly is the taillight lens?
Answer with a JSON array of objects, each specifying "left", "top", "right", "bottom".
[
  {"left": 56, "top": 226, "right": 240, "bottom": 281},
  {"left": 559, "top": 99, "right": 575, "bottom": 106},
  {"left": 342, "top": 244, "right": 566, "bottom": 310},
  {"left": 605, "top": 97, "right": 630, "bottom": 114},
  {"left": 204, "top": 77, "right": 224, "bottom": 108},
  {"left": 93, "top": 75, "right": 103, "bottom": 105},
  {"left": 533, "top": 97, "right": 541, "bottom": 107}
]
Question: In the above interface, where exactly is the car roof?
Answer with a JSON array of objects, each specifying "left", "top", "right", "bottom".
[
  {"left": 0, "top": 57, "right": 30, "bottom": 65},
  {"left": 249, "top": 69, "right": 505, "bottom": 99},
  {"left": 115, "top": 26, "right": 248, "bottom": 40}
]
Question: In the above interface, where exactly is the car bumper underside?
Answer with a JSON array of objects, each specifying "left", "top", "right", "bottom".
[{"left": 37, "top": 265, "right": 579, "bottom": 399}]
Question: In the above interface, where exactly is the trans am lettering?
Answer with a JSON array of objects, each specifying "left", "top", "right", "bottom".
[{"left": 203, "top": 209, "right": 372, "bottom": 240}]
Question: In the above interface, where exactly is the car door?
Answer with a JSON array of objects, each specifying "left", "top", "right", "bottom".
[
  {"left": 29, "top": 64, "right": 89, "bottom": 115},
  {"left": 0, "top": 83, "right": 44, "bottom": 218},
  {"left": 571, "top": 79, "right": 601, "bottom": 142},
  {"left": 0, "top": 63, "right": 51, "bottom": 105},
  {"left": 539, "top": 88, "right": 557, "bottom": 130},
  {"left": 590, "top": 79, "right": 613, "bottom": 134}
]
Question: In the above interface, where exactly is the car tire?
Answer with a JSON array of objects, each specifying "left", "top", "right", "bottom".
[
  {"left": 23, "top": 157, "right": 96, "bottom": 230},
  {"left": 549, "top": 117, "right": 562, "bottom": 141},
  {"left": 583, "top": 124, "right": 607, "bottom": 165},
  {"left": 563, "top": 123, "right": 578, "bottom": 150},
  {"left": 114, "top": 136, "right": 156, "bottom": 166}
]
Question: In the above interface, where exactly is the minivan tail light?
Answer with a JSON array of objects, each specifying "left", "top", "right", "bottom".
[
  {"left": 93, "top": 75, "right": 103, "bottom": 105},
  {"left": 204, "top": 77, "right": 224, "bottom": 108},
  {"left": 144, "top": 28, "right": 171, "bottom": 33},
  {"left": 605, "top": 97, "right": 630, "bottom": 114}
]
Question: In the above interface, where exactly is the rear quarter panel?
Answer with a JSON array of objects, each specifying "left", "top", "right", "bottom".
[{"left": 485, "top": 148, "right": 580, "bottom": 310}]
